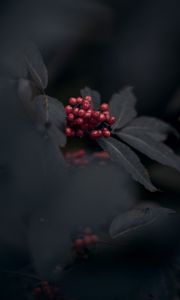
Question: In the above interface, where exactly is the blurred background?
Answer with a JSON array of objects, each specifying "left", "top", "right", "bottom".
[{"left": 0, "top": 0, "right": 180, "bottom": 299}]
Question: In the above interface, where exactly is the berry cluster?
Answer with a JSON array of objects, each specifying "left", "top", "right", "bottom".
[
  {"left": 33, "top": 281, "right": 60, "bottom": 300},
  {"left": 72, "top": 227, "right": 99, "bottom": 260},
  {"left": 65, "top": 96, "right": 116, "bottom": 139}
]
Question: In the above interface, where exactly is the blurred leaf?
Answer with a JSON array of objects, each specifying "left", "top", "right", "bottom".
[
  {"left": 109, "top": 205, "right": 175, "bottom": 239},
  {"left": 80, "top": 86, "right": 101, "bottom": 110},
  {"left": 98, "top": 137, "right": 157, "bottom": 192},
  {"left": 34, "top": 95, "right": 66, "bottom": 147},
  {"left": 47, "top": 125, "right": 66, "bottom": 148},
  {"left": 109, "top": 87, "right": 137, "bottom": 130},
  {"left": 117, "top": 130, "right": 180, "bottom": 172},
  {"left": 18, "top": 78, "right": 38, "bottom": 122},
  {"left": 24, "top": 43, "right": 48, "bottom": 91},
  {"left": 34, "top": 95, "right": 66, "bottom": 126},
  {"left": 118, "top": 116, "right": 179, "bottom": 141}
]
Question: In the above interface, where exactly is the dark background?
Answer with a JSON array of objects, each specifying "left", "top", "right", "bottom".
[{"left": 0, "top": 1, "right": 180, "bottom": 299}]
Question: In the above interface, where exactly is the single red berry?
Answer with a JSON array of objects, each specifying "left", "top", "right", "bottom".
[
  {"left": 103, "top": 112, "right": 110, "bottom": 122},
  {"left": 77, "top": 97, "right": 83, "bottom": 104},
  {"left": 97, "top": 130, "right": 102, "bottom": 137},
  {"left": 82, "top": 100, "right": 91, "bottom": 110},
  {"left": 102, "top": 129, "right": 111, "bottom": 137},
  {"left": 100, "top": 103, "right": 109, "bottom": 111},
  {"left": 78, "top": 109, "right": 85, "bottom": 117},
  {"left": 84, "top": 112, "right": 92, "bottom": 119},
  {"left": 69, "top": 97, "right": 77, "bottom": 106},
  {"left": 108, "top": 116, "right": 116, "bottom": 125},
  {"left": 85, "top": 96, "right": 92, "bottom": 102},
  {"left": 90, "top": 130, "right": 99, "bottom": 139},
  {"left": 93, "top": 111, "right": 100, "bottom": 119},
  {"left": 76, "top": 129, "right": 84, "bottom": 138},
  {"left": 99, "top": 113, "right": 106, "bottom": 122},
  {"left": 65, "top": 105, "right": 73, "bottom": 114},
  {"left": 75, "top": 118, "right": 84, "bottom": 125},
  {"left": 91, "top": 234, "right": 99, "bottom": 243},
  {"left": 65, "top": 127, "right": 73, "bottom": 137},
  {"left": 73, "top": 107, "right": 79, "bottom": 116},
  {"left": 67, "top": 113, "right": 75, "bottom": 121},
  {"left": 74, "top": 238, "right": 84, "bottom": 249}
]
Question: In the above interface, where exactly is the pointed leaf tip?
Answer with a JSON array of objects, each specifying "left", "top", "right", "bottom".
[{"left": 98, "top": 137, "right": 157, "bottom": 192}]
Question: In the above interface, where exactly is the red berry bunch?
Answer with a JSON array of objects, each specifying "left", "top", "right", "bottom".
[
  {"left": 73, "top": 227, "right": 99, "bottom": 259},
  {"left": 65, "top": 96, "right": 116, "bottom": 139},
  {"left": 33, "top": 281, "right": 60, "bottom": 300}
]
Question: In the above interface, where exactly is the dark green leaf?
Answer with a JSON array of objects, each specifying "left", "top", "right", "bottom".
[
  {"left": 18, "top": 78, "right": 38, "bottom": 122},
  {"left": 118, "top": 116, "right": 179, "bottom": 141},
  {"left": 109, "top": 87, "right": 137, "bottom": 130},
  {"left": 117, "top": 130, "right": 180, "bottom": 172},
  {"left": 98, "top": 137, "right": 157, "bottom": 192},
  {"left": 34, "top": 95, "right": 66, "bottom": 147},
  {"left": 24, "top": 43, "right": 48, "bottom": 91},
  {"left": 109, "top": 204, "right": 175, "bottom": 239}
]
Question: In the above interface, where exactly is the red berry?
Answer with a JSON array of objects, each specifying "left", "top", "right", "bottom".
[
  {"left": 93, "top": 111, "right": 100, "bottom": 119},
  {"left": 91, "top": 235, "right": 99, "bottom": 243},
  {"left": 100, "top": 103, "right": 109, "bottom": 111},
  {"left": 73, "top": 107, "right": 79, "bottom": 116},
  {"left": 103, "top": 112, "right": 110, "bottom": 121},
  {"left": 90, "top": 130, "right": 99, "bottom": 139},
  {"left": 85, "top": 96, "right": 92, "bottom": 102},
  {"left": 69, "top": 97, "right": 77, "bottom": 106},
  {"left": 102, "top": 129, "right": 111, "bottom": 137},
  {"left": 76, "top": 129, "right": 84, "bottom": 137},
  {"left": 97, "top": 130, "right": 102, "bottom": 137},
  {"left": 78, "top": 109, "right": 85, "bottom": 117},
  {"left": 67, "top": 113, "right": 74, "bottom": 121},
  {"left": 74, "top": 238, "right": 84, "bottom": 249},
  {"left": 75, "top": 118, "right": 84, "bottom": 125},
  {"left": 84, "top": 112, "right": 92, "bottom": 119},
  {"left": 82, "top": 100, "right": 91, "bottom": 110},
  {"left": 99, "top": 113, "right": 106, "bottom": 122},
  {"left": 65, "top": 105, "right": 73, "bottom": 114},
  {"left": 65, "top": 127, "right": 73, "bottom": 137},
  {"left": 108, "top": 116, "right": 116, "bottom": 125},
  {"left": 77, "top": 97, "right": 83, "bottom": 104}
]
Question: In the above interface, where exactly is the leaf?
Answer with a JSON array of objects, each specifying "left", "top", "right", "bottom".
[
  {"left": 34, "top": 95, "right": 66, "bottom": 127},
  {"left": 98, "top": 137, "right": 157, "bottom": 192},
  {"left": 34, "top": 95, "right": 66, "bottom": 147},
  {"left": 80, "top": 86, "right": 101, "bottom": 110},
  {"left": 109, "top": 204, "right": 175, "bottom": 239},
  {"left": 18, "top": 78, "right": 39, "bottom": 122},
  {"left": 48, "top": 125, "right": 67, "bottom": 148},
  {"left": 24, "top": 43, "right": 48, "bottom": 91},
  {"left": 117, "top": 130, "right": 180, "bottom": 172},
  {"left": 109, "top": 87, "right": 137, "bottom": 130},
  {"left": 118, "top": 116, "right": 179, "bottom": 141}
]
